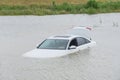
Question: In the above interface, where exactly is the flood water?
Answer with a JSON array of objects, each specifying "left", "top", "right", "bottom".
[{"left": 0, "top": 13, "right": 120, "bottom": 80}]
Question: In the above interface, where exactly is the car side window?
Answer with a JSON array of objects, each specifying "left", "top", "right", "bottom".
[
  {"left": 69, "top": 38, "right": 78, "bottom": 47},
  {"left": 85, "top": 38, "right": 90, "bottom": 43},
  {"left": 77, "top": 37, "right": 90, "bottom": 46}
]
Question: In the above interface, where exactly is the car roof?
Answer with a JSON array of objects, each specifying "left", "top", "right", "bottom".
[
  {"left": 47, "top": 35, "right": 79, "bottom": 40},
  {"left": 47, "top": 27, "right": 91, "bottom": 40}
]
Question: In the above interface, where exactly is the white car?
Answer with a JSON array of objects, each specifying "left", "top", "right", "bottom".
[{"left": 23, "top": 27, "right": 96, "bottom": 58}]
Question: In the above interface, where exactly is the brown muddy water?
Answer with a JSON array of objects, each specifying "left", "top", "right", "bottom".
[{"left": 0, "top": 13, "right": 120, "bottom": 80}]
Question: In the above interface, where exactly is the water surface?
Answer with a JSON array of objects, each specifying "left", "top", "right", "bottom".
[{"left": 0, "top": 13, "right": 120, "bottom": 80}]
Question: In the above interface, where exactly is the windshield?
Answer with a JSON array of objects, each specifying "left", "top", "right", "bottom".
[{"left": 37, "top": 39, "right": 69, "bottom": 50}]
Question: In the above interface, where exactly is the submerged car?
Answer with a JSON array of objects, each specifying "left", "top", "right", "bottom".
[{"left": 23, "top": 27, "right": 96, "bottom": 58}]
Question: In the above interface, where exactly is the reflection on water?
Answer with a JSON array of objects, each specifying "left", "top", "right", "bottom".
[{"left": 0, "top": 13, "right": 120, "bottom": 80}]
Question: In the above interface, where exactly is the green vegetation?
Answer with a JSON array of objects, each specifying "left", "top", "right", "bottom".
[{"left": 0, "top": 0, "right": 120, "bottom": 15}]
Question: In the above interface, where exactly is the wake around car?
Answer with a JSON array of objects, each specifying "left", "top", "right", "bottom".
[{"left": 23, "top": 27, "right": 96, "bottom": 58}]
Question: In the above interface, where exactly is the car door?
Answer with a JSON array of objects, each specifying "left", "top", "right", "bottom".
[{"left": 67, "top": 38, "right": 80, "bottom": 54}]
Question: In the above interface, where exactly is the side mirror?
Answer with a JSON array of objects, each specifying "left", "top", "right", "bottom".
[{"left": 69, "top": 45, "right": 76, "bottom": 50}]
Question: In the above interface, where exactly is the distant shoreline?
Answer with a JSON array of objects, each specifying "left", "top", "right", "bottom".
[{"left": 0, "top": 0, "right": 120, "bottom": 15}]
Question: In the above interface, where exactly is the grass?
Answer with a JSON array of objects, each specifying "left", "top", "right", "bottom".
[{"left": 0, "top": 0, "right": 120, "bottom": 15}]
